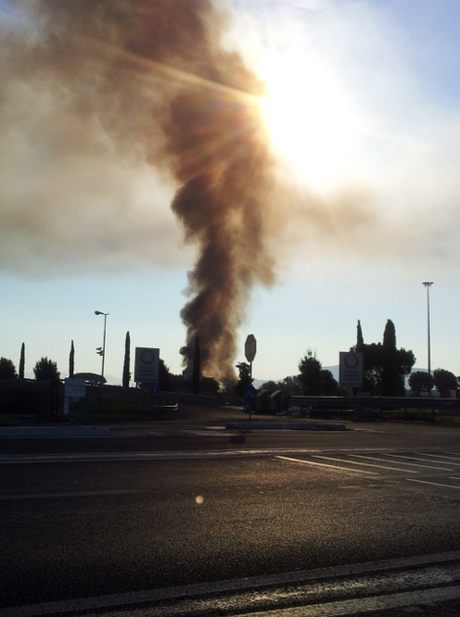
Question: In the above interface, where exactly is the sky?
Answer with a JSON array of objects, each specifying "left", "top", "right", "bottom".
[{"left": 1, "top": 0, "right": 460, "bottom": 384}]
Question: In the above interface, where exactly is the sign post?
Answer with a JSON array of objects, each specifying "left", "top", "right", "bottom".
[
  {"left": 245, "top": 334, "right": 257, "bottom": 381},
  {"left": 243, "top": 384, "right": 257, "bottom": 424},
  {"left": 64, "top": 378, "right": 86, "bottom": 415},
  {"left": 134, "top": 347, "right": 160, "bottom": 389},
  {"left": 339, "top": 352, "right": 364, "bottom": 388}
]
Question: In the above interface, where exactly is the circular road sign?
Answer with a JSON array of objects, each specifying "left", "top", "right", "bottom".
[
  {"left": 141, "top": 349, "right": 156, "bottom": 365},
  {"left": 344, "top": 353, "right": 359, "bottom": 370}
]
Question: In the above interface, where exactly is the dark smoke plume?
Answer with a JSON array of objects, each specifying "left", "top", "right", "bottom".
[{"left": 2, "top": 0, "right": 275, "bottom": 380}]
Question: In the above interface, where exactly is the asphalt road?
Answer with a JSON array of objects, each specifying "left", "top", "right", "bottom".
[{"left": 3, "top": 411, "right": 460, "bottom": 615}]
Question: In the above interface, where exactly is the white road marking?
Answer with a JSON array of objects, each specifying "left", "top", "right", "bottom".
[
  {"left": 313, "top": 455, "right": 418, "bottom": 473},
  {"left": 275, "top": 456, "right": 378, "bottom": 474},
  {"left": 229, "top": 586, "right": 460, "bottom": 617},
  {"left": 375, "top": 453, "right": 453, "bottom": 470},
  {"left": 3, "top": 551, "right": 460, "bottom": 617},
  {"left": 378, "top": 453, "right": 458, "bottom": 468},
  {"left": 0, "top": 490, "right": 140, "bottom": 501},
  {"left": 347, "top": 453, "right": 451, "bottom": 471},
  {"left": 407, "top": 478, "right": 460, "bottom": 489},
  {"left": 415, "top": 453, "right": 460, "bottom": 465}
]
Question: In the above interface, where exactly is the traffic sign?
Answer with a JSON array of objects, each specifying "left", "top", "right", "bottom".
[
  {"left": 339, "top": 352, "right": 363, "bottom": 387},
  {"left": 245, "top": 334, "right": 257, "bottom": 363},
  {"left": 243, "top": 384, "right": 257, "bottom": 404},
  {"left": 134, "top": 347, "right": 160, "bottom": 383}
]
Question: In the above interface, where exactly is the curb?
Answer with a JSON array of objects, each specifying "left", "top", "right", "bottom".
[
  {"left": 0, "top": 427, "right": 111, "bottom": 439},
  {"left": 226, "top": 422, "right": 346, "bottom": 431}
]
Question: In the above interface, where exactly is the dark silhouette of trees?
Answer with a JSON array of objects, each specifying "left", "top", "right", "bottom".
[
  {"left": 159, "top": 359, "right": 175, "bottom": 392},
  {"left": 0, "top": 357, "right": 17, "bottom": 379},
  {"left": 19, "top": 343, "right": 25, "bottom": 379},
  {"left": 200, "top": 376, "right": 219, "bottom": 393},
  {"left": 192, "top": 335, "right": 201, "bottom": 395},
  {"left": 356, "top": 320, "right": 364, "bottom": 348},
  {"left": 320, "top": 369, "right": 338, "bottom": 395},
  {"left": 409, "top": 371, "right": 434, "bottom": 396},
  {"left": 382, "top": 320, "right": 399, "bottom": 396},
  {"left": 299, "top": 350, "right": 322, "bottom": 395},
  {"left": 69, "top": 340, "right": 75, "bottom": 378},
  {"left": 351, "top": 321, "right": 415, "bottom": 395},
  {"left": 433, "top": 369, "right": 458, "bottom": 397},
  {"left": 235, "top": 361, "right": 253, "bottom": 397},
  {"left": 34, "top": 357, "right": 60, "bottom": 380},
  {"left": 282, "top": 375, "right": 302, "bottom": 395},
  {"left": 260, "top": 380, "right": 278, "bottom": 393},
  {"left": 73, "top": 372, "right": 106, "bottom": 384},
  {"left": 122, "top": 331, "right": 130, "bottom": 388}
]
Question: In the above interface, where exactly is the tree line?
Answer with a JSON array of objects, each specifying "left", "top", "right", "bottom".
[{"left": 1, "top": 321, "right": 459, "bottom": 397}]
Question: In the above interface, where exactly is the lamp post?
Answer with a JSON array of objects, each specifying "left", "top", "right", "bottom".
[
  {"left": 422, "top": 283, "right": 433, "bottom": 377},
  {"left": 95, "top": 311, "right": 109, "bottom": 379}
]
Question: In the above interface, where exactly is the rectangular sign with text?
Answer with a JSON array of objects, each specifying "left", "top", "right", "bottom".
[
  {"left": 134, "top": 347, "right": 160, "bottom": 384},
  {"left": 339, "top": 352, "right": 363, "bottom": 387}
]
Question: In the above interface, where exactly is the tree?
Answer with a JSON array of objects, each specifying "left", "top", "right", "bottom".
[
  {"left": 320, "top": 369, "right": 338, "bottom": 395},
  {"left": 200, "top": 376, "right": 219, "bottom": 393},
  {"left": 235, "top": 362, "right": 253, "bottom": 397},
  {"left": 122, "top": 331, "right": 130, "bottom": 388},
  {"left": 409, "top": 371, "right": 434, "bottom": 396},
  {"left": 34, "top": 357, "right": 60, "bottom": 380},
  {"left": 159, "top": 359, "right": 175, "bottom": 392},
  {"left": 282, "top": 375, "right": 302, "bottom": 395},
  {"left": 69, "top": 340, "right": 75, "bottom": 378},
  {"left": 19, "top": 343, "right": 25, "bottom": 379},
  {"left": 356, "top": 320, "right": 364, "bottom": 348},
  {"left": 298, "top": 350, "right": 322, "bottom": 395},
  {"left": 260, "top": 380, "right": 279, "bottom": 394},
  {"left": 0, "top": 357, "right": 17, "bottom": 379},
  {"left": 192, "top": 334, "right": 201, "bottom": 395},
  {"left": 382, "top": 320, "right": 399, "bottom": 396},
  {"left": 433, "top": 369, "right": 458, "bottom": 397},
  {"left": 73, "top": 372, "right": 106, "bottom": 384}
]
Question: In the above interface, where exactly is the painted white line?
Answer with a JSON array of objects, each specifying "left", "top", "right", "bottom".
[
  {"left": 407, "top": 478, "right": 460, "bottom": 489},
  {"left": 313, "top": 455, "right": 417, "bottom": 473},
  {"left": 450, "top": 477, "right": 460, "bottom": 481},
  {"left": 347, "top": 454, "right": 452, "bottom": 473},
  {"left": 0, "top": 490, "right": 140, "bottom": 501},
  {"left": 379, "top": 453, "right": 457, "bottom": 468},
  {"left": 229, "top": 586, "right": 460, "bottom": 617},
  {"left": 4, "top": 551, "right": 460, "bottom": 617},
  {"left": 375, "top": 453, "right": 453, "bottom": 471},
  {"left": 414, "top": 453, "right": 460, "bottom": 465},
  {"left": 275, "top": 456, "right": 378, "bottom": 474},
  {"left": 445, "top": 451, "right": 460, "bottom": 457}
]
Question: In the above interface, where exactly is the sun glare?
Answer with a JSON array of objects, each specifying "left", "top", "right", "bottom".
[{"left": 261, "top": 59, "right": 358, "bottom": 192}]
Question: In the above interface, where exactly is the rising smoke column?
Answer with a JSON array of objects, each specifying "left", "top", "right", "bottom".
[{"left": 3, "top": 0, "right": 275, "bottom": 380}]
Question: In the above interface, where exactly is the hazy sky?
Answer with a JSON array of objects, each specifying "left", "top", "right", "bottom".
[{"left": 1, "top": 0, "right": 460, "bottom": 383}]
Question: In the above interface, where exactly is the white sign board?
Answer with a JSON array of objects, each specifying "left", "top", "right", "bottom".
[
  {"left": 134, "top": 347, "right": 160, "bottom": 383},
  {"left": 245, "top": 334, "right": 257, "bottom": 363},
  {"left": 64, "top": 378, "right": 86, "bottom": 399},
  {"left": 339, "top": 352, "right": 363, "bottom": 387}
]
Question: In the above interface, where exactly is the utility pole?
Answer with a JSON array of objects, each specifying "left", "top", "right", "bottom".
[{"left": 422, "top": 282, "right": 433, "bottom": 376}]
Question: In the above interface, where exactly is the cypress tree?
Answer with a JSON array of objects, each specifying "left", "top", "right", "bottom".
[
  {"left": 192, "top": 334, "right": 201, "bottom": 394},
  {"left": 122, "top": 331, "right": 130, "bottom": 387},
  {"left": 19, "top": 343, "right": 25, "bottom": 379},
  {"left": 357, "top": 320, "right": 364, "bottom": 348},
  {"left": 69, "top": 340, "right": 75, "bottom": 377},
  {"left": 382, "top": 320, "right": 399, "bottom": 396}
]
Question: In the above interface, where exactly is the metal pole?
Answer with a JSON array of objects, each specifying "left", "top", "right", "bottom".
[
  {"left": 101, "top": 314, "right": 107, "bottom": 379},
  {"left": 423, "top": 282, "right": 433, "bottom": 377}
]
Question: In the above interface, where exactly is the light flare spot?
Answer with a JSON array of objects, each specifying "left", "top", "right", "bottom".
[{"left": 195, "top": 495, "right": 204, "bottom": 505}]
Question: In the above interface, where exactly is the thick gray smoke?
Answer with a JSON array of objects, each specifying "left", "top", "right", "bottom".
[{"left": 1, "top": 0, "right": 277, "bottom": 380}]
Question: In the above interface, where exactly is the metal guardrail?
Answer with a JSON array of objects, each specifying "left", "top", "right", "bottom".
[{"left": 292, "top": 396, "right": 460, "bottom": 418}]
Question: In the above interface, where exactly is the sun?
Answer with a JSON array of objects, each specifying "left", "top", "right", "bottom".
[{"left": 260, "top": 58, "right": 358, "bottom": 192}]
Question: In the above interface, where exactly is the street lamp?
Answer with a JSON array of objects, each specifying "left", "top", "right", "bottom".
[
  {"left": 95, "top": 311, "right": 109, "bottom": 379},
  {"left": 422, "top": 283, "right": 433, "bottom": 377}
]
